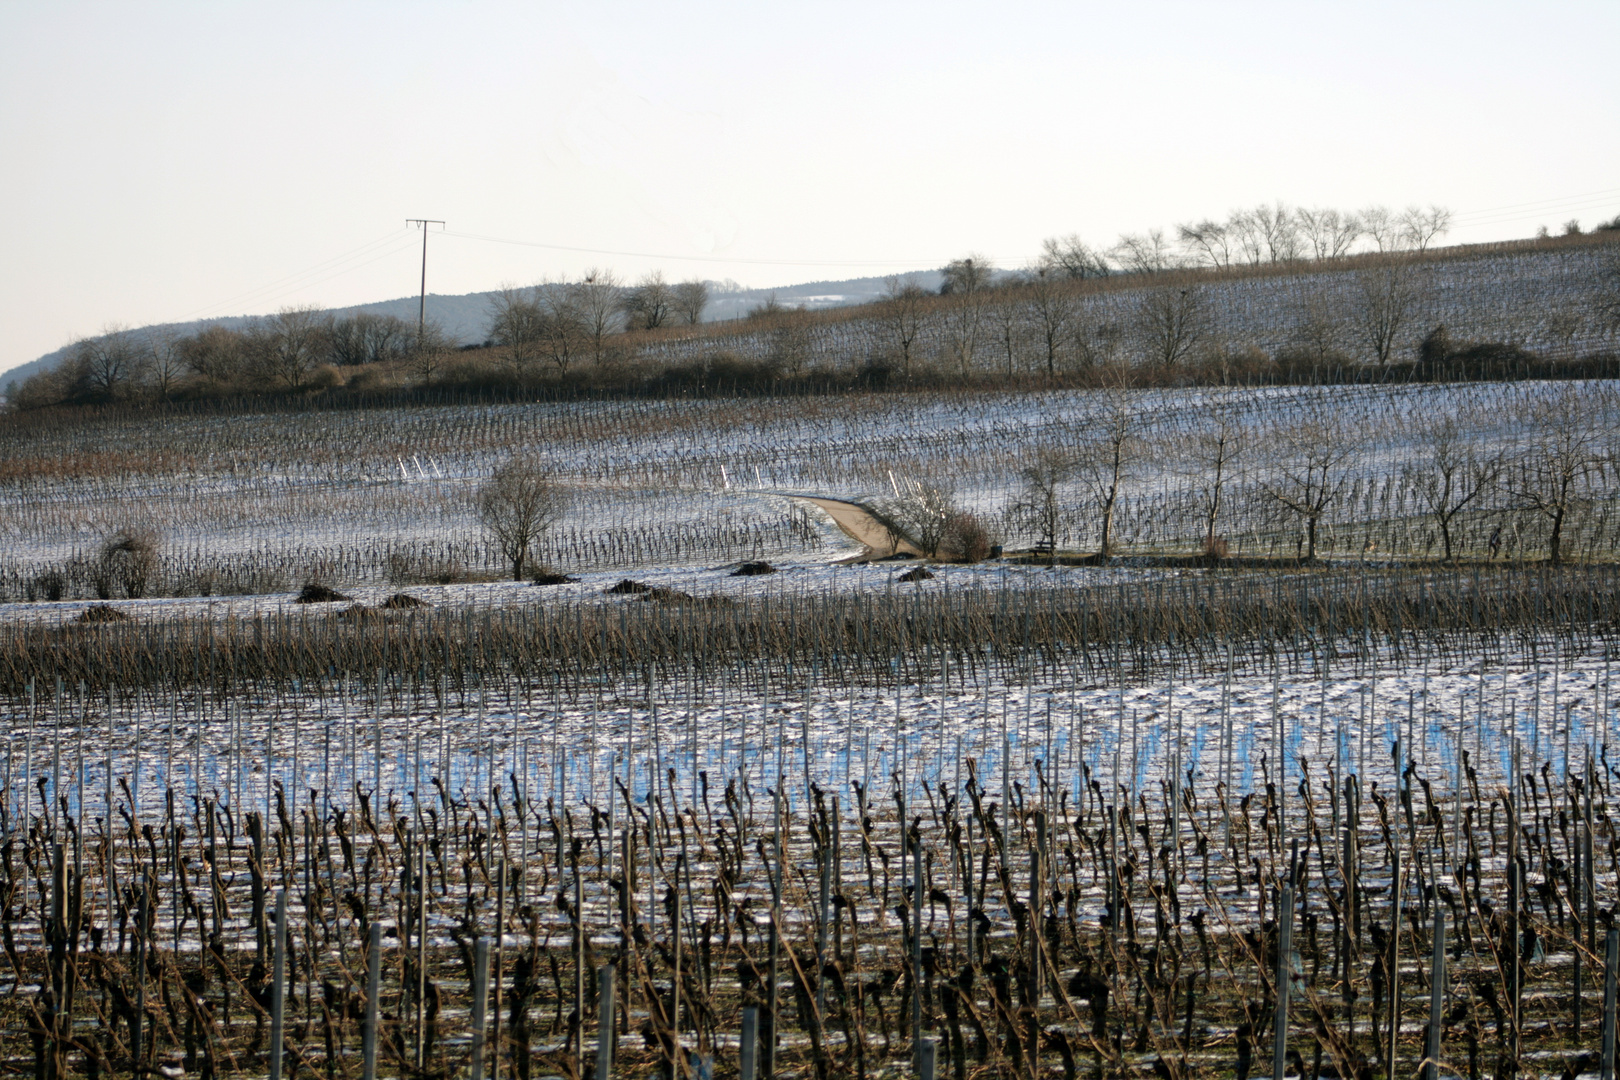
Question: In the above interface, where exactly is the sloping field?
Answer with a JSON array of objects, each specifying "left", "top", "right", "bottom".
[
  {"left": 0, "top": 379, "right": 1614, "bottom": 603},
  {"left": 629, "top": 238, "right": 1619, "bottom": 374}
]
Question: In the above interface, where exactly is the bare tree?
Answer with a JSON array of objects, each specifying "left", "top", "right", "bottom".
[
  {"left": 1545, "top": 301, "right": 1589, "bottom": 359},
  {"left": 1072, "top": 311, "right": 1124, "bottom": 369},
  {"left": 476, "top": 457, "right": 569, "bottom": 580},
  {"left": 488, "top": 285, "right": 545, "bottom": 374},
  {"left": 672, "top": 279, "right": 710, "bottom": 325},
  {"left": 1601, "top": 256, "right": 1620, "bottom": 334},
  {"left": 1251, "top": 201, "right": 1302, "bottom": 263},
  {"left": 1404, "top": 416, "right": 1501, "bottom": 563},
  {"left": 179, "top": 325, "right": 247, "bottom": 383},
  {"left": 941, "top": 255, "right": 994, "bottom": 373},
  {"left": 1024, "top": 267, "right": 1078, "bottom": 376},
  {"left": 1110, "top": 229, "right": 1179, "bottom": 274},
  {"left": 1038, "top": 235, "right": 1110, "bottom": 279},
  {"left": 1295, "top": 207, "right": 1361, "bottom": 261},
  {"left": 408, "top": 319, "right": 453, "bottom": 385},
  {"left": 1291, "top": 286, "right": 1350, "bottom": 369},
  {"left": 1176, "top": 219, "right": 1234, "bottom": 269},
  {"left": 1188, "top": 392, "right": 1250, "bottom": 557},
  {"left": 1359, "top": 205, "right": 1403, "bottom": 252},
  {"left": 1355, "top": 266, "right": 1419, "bottom": 364},
  {"left": 940, "top": 255, "right": 995, "bottom": 295},
  {"left": 1257, "top": 412, "right": 1360, "bottom": 562},
  {"left": 1073, "top": 386, "right": 1139, "bottom": 562},
  {"left": 327, "top": 313, "right": 413, "bottom": 366},
  {"left": 536, "top": 282, "right": 588, "bottom": 374},
  {"left": 1135, "top": 286, "right": 1209, "bottom": 366},
  {"left": 74, "top": 326, "right": 149, "bottom": 400},
  {"left": 145, "top": 329, "right": 187, "bottom": 400},
  {"left": 259, "top": 305, "right": 328, "bottom": 390},
  {"left": 988, "top": 279, "right": 1027, "bottom": 377},
  {"left": 621, "top": 271, "right": 675, "bottom": 330},
  {"left": 885, "top": 478, "right": 958, "bottom": 559},
  {"left": 1399, "top": 205, "right": 1453, "bottom": 252},
  {"left": 768, "top": 309, "right": 815, "bottom": 378},
  {"left": 1006, "top": 446, "right": 1074, "bottom": 566},
  {"left": 1501, "top": 386, "right": 1613, "bottom": 565},
  {"left": 880, "top": 275, "right": 931, "bottom": 377},
  {"left": 1227, "top": 209, "right": 1266, "bottom": 265},
  {"left": 575, "top": 268, "right": 623, "bottom": 363}
]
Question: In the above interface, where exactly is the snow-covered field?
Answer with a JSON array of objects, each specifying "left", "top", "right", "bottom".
[
  {"left": 4, "top": 628, "right": 1612, "bottom": 959},
  {"left": 1, "top": 379, "right": 1615, "bottom": 604}
]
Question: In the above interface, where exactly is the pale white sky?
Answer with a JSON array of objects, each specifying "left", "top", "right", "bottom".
[{"left": 3, "top": 1, "right": 1617, "bottom": 377}]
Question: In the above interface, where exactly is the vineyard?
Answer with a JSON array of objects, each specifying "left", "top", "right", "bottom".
[
  {"left": 0, "top": 380, "right": 1616, "bottom": 605},
  {"left": 1, "top": 372, "right": 1619, "bottom": 1077},
  {"left": 1, "top": 573, "right": 1619, "bottom": 1079},
  {"left": 621, "top": 240, "right": 1620, "bottom": 378}
]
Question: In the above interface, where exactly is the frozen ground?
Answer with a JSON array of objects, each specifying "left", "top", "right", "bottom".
[
  {"left": 2, "top": 379, "right": 1613, "bottom": 599},
  {"left": 7, "top": 631, "right": 1611, "bottom": 844}
]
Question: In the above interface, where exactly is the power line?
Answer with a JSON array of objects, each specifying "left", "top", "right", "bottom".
[
  {"left": 1450, "top": 185, "right": 1620, "bottom": 223},
  {"left": 159, "top": 181, "right": 1620, "bottom": 331},
  {"left": 438, "top": 228, "right": 949, "bottom": 269},
  {"left": 177, "top": 230, "right": 418, "bottom": 321}
]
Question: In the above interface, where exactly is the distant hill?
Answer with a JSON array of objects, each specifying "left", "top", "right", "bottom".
[{"left": 2, "top": 272, "right": 945, "bottom": 388}]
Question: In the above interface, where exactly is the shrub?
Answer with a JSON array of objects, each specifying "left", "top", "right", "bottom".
[
  {"left": 943, "top": 511, "right": 995, "bottom": 562},
  {"left": 386, "top": 550, "right": 469, "bottom": 586},
  {"left": 101, "top": 528, "right": 160, "bottom": 599},
  {"left": 28, "top": 570, "right": 65, "bottom": 603}
]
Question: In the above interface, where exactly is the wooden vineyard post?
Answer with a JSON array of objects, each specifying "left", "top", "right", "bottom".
[
  {"left": 1603, "top": 926, "right": 1617, "bottom": 1080},
  {"left": 913, "top": 831, "right": 924, "bottom": 1070},
  {"left": 1388, "top": 784, "right": 1403, "bottom": 1080},
  {"left": 740, "top": 1007, "right": 759, "bottom": 1080},
  {"left": 471, "top": 937, "right": 492, "bottom": 1080},
  {"left": 363, "top": 923, "right": 382, "bottom": 1080},
  {"left": 1273, "top": 883, "right": 1293, "bottom": 1080},
  {"left": 672, "top": 850, "right": 683, "bottom": 1075},
  {"left": 270, "top": 889, "right": 287, "bottom": 1080},
  {"left": 134, "top": 887, "right": 148, "bottom": 1077},
  {"left": 596, "top": 966, "right": 616, "bottom": 1080},
  {"left": 764, "top": 789, "right": 781, "bottom": 1080},
  {"left": 574, "top": 843, "right": 586, "bottom": 1066},
  {"left": 1028, "top": 839, "right": 1043, "bottom": 1078},
  {"left": 1423, "top": 909, "right": 1445, "bottom": 1080}
]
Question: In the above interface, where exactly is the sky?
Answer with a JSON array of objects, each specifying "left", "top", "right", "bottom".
[{"left": 2, "top": 1, "right": 1617, "bottom": 378}]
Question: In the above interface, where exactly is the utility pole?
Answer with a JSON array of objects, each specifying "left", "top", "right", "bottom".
[{"left": 405, "top": 219, "right": 444, "bottom": 344}]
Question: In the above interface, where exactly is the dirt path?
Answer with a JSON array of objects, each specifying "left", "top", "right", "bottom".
[{"left": 800, "top": 497, "right": 925, "bottom": 563}]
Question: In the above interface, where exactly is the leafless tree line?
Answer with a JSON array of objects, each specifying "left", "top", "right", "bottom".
[
  {"left": 1005, "top": 382, "right": 1619, "bottom": 566},
  {"left": 18, "top": 308, "right": 444, "bottom": 406},
  {"left": 876, "top": 263, "right": 1436, "bottom": 378},
  {"left": 13, "top": 270, "right": 713, "bottom": 407},
  {"left": 485, "top": 270, "right": 709, "bottom": 375}
]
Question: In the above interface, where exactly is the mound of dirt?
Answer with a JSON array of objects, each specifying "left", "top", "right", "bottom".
[
  {"left": 531, "top": 571, "right": 579, "bottom": 586},
  {"left": 897, "top": 566, "right": 935, "bottom": 582},
  {"left": 641, "top": 587, "right": 735, "bottom": 608},
  {"left": 380, "top": 592, "right": 428, "bottom": 609},
  {"left": 75, "top": 604, "right": 129, "bottom": 624},
  {"left": 731, "top": 561, "right": 777, "bottom": 577},
  {"left": 605, "top": 579, "right": 653, "bottom": 594},
  {"left": 336, "top": 604, "right": 380, "bottom": 622},
  {"left": 296, "top": 582, "right": 351, "bottom": 604}
]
